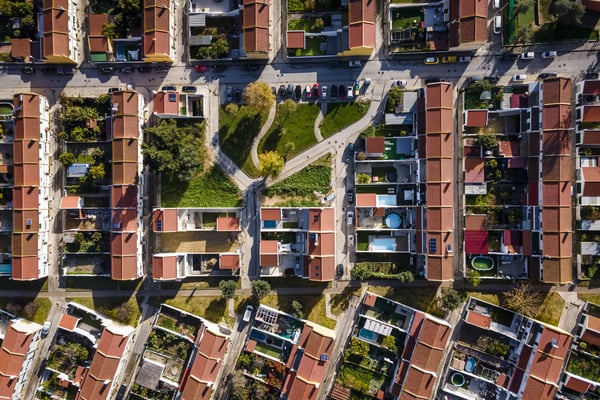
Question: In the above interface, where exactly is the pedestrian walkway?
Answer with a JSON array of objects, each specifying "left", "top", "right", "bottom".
[
  {"left": 325, "top": 293, "right": 337, "bottom": 321},
  {"left": 250, "top": 103, "right": 277, "bottom": 168},
  {"left": 557, "top": 290, "right": 584, "bottom": 334},
  {"left": 314, "top": 102, "right": 326, "bottom": 142}
]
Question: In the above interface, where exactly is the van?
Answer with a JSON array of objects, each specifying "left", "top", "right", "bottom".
[
  {"left": 243, "top": 305, "right": 254, "bottom": 323},
  {"left": 494, "top": 16, "right": 502, "bottom": 35},
  {"left": 493, "top": 0, "right": 500, "bottom": 9}
]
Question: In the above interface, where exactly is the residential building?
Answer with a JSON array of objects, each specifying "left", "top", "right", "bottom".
[
  {"left": 42, "top": 0, "right": 80, "bottom": 64},
  {"left": 0, "top": 318, "right": 43, "bottom": 400},
  {"left": 88, "top": 14, "right": 112, "bottom": 63},
  {"left": 143, "top": 0, "right": 174, "bottom": 63},
  {"left": 110, "top": 90, "right": 144, "bottom": 280},
  {"left": 438, "top": 297, "right": 572, "bottom": 400},
  {"left": 11, "top": 93, "right": 51, "bottom": 281},
  {"left": 151, "top": 208, "right": 242, "bottom": 279},
  {"left": 575, "top": 79, "right": 600, "bottom": 282},
  {"left": 448, "top": 0, "right": 488, "bottom": 49},
  {"left": 152, "top": 90, "right": 205, "bottom": 119},
  {"left": 421, "top": 81, "right": 455, "bottom": 281},
  {"left": 243, "top": 0, "right": 270, "bottom": 58},
  {"left": 259, "top": 207, "right": 336, "bottom": 281},
  {"left": 77, "top": 324, "right": 135, "bottom": 400}
]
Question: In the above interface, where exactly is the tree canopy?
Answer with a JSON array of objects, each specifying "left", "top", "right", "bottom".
[
  {"left": 251, "top": 280, "right": 271, "bottom": 300},
  {"left": 553, "top": 0, "right": 585, "bottom": 26},
  {"left": 143, "top": 120, "right": 205, "bottom": 182},
  {"left": 219, "top": 280, "right": 237, "bottom": 299},
  {"left": 439, "top": 288, "right": 463, "bottom": 311},
  {"left": 502, "top": 283, "right": 541, "bottom": 317},
  {"left": 259, "top": 151, "right": 284, "bottom": 179},
  {"left": 244, "top": 81, "right": 275, "bottom": 114}
]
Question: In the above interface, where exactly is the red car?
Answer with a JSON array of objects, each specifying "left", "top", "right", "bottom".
[
  {"left": 312, "top": 83, "right": 320, "bottom": 98},
  {"left": 194, "top": 64, "right": 207, "bottom": 73}
]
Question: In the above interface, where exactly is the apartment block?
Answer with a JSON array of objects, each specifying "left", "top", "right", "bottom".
[
  {"left": 143, "top": 0, "right": 175, "bottom": 63},
  {"left": 42, "top": 0, "right": 80, "bottom": 64}
]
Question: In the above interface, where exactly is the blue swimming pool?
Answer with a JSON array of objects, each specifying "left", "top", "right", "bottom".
[
  {"left": 358, "top": 328, "right": 377, "bottom": 341},
  {"left": 263, "top": 220, "right": 277, "bottom": 229},
  {"left": 465, "top": 357, "right": 476, "bottom": 373},
  {"left": 376, "top": 195, "right": 397, "bottom": 207},
  {"left": 369, "top": 237, "right": 397, "bottom": 251},
  {"left": 0, "top": 264, "right": 10, "bottom": 274},
  {"left": 385, "top": 213, "right": 402, "bottom": 229},
  {"left": 250, "top": 330, "right": 266, "bottom": 342}
]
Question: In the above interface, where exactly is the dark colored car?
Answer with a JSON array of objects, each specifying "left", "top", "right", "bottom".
[
  {"left": 138, "top": 66, "right": 152, "bottom": 73},
  {"left": 538, "top": 72, "right": 558, "bottom": 80},
  {"left": 162, "top": 85, "right": 176, "bottom": 91},
  {"left": 338, "top": 84, "right": 346, "bottom": 100},
  {"left": 312, "top": 83, "right": 320, "bottom": 98},
  {"left": 108, "top": 87, "right": 121, "bottom": 94},
  {"left": 99, "top": 66, "right": 114, "bottom": 74},
  {"left": 586, "top": 70, "right": 599, "bottom": 79},
  {"left": 182, "top": 86, "right": 197, "bottom": 93},
  {"left": 234, "top": 88, "right": 242, "bottom": 102},
  {"left": 287, "top": 84, "right": 294, "bottom": 97},
  {"left": 120, "top": 67, "right": 133, "bottom": 73},
  {"left": 331, "top": 85, "right": 338, "bottom": 98},
  {"left": 294, "top": 85, "right": 302, "bottom": 99},
  {"left": 22, "top": 66, "right": 34, "bottom": 74},
  {"left": 346, "top": 191, "right": 355, "bottom": 204},
  {"left": 485, "top": 76, "right": 500, "bottom": 84},
  {"left": 424, "top": 77, "right": 441, "bottom": 84},
  {"left": 278, "top": 85, "right": 286, "bottom": 97}
]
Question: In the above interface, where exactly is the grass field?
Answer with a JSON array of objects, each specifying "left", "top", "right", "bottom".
[
  {"left": 260, "top": 294, "right": 336, "bottom": 329},
  {"left": 259, "top": 103, "right": 319, "bottom": 158},
  {"left": 321, "top": 101, "right": 370, "bottom": 138},
  {"left": 152, "top": 296, "right": 234, "bottom": 327},
  {"left": 288, "top": 18, "right": 324, "bottom": 33},
  {"left": 219, "top": 106, "right": 267, "bottom": 177},
  {"left": 161, "top": 165, "right": 241, "bottom": 208},
  {"left": 294, "top": 36, "right": 325, "bottom": 56},
  {"left": 535, "top": 292, "right": 564, "bottom": 326},
  {"left": 68, "top": 296, "right": 142, "bottom": 327},
  {"left": 331, "top": 286, "right": 363, "bottom": 316},
  {"left": 0, "top": 297, "right": 51, "bottom": 324},
  {"left": 579, "top": 293, "right": 600, "bottom": 306},
  {"left": 367, "top": 286, "right": 444, "bottom": 317},
  {"left": 390, "top": 7, "right": 422, "bottom": 31},
  {"left": 265, "top": 164, "right": 331, "bottom": 198}
]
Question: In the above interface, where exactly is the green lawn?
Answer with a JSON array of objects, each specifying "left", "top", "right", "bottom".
[
  {"left": 152, "top": 296, "right": 234, "bottom": 327},
  {"left": 219, "top": 105, "right": 268, "bottom": 177},
  {"left": 261, "top": 294, "right": 336, "bottom": 329},
  {"left": 368, "top": 286, "right": 444, "bottom": 317},
  {"left": 294, "top": 36, "right": 325, "bottom": 56},
  {"left": 288, "top": 18, "right": 324, "bottom": 33},
  {"left": 331, "top": 286, "right": 363, "bottom": 316},
  {"left": 265, "top": 164, "right": 331, "bottom": 198},
  {"left": 337, "top": 362, "right": 385, "bottom": 397},
  {"left": 67, "top": 297, "right": 141, "bottom": 327},
  {"left": 534, "top": 22, "right": 599, "bottom": 41},
  {"left": 515, "top": 5, "right": 534, "bottom": 31},
  {"left": 259, "top": 103, "right": 319, "bottom": 158},
  {"left": 0, "top": 297, "right": 51, "bottom": 324},
  {"left": 321, "top": 101, "right": 370, "bottom": 138},
  {"left": 579, "top": 293, "right": 600, "bottom": 306},
  {"left": 535, "top": 292, "right": 564, "bottom": 326},
  {"left": 161, "top": 165, "right": 241, "bottom": 208},
  {"left": 390, "top": 7, "right": 422, "bottom": 30}
]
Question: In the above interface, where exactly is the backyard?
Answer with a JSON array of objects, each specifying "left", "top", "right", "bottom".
[
  {"left": 259, "top": 103, "right": 319, "bottom": 157},
  {"left": 161, "top": 165, "right": 241, "bottom": 208},
  {"left": 47, "top": 341, "right": 91, "bottom": 379},
  {"left": 153, "top": 295, "right": 234, "bottom": 327},
  {"left": 321, "top": 101, "right": 370, "bottom": 138},
  {"left": 147, "top": 328, "right": 193, "bottom": 360},
  {"left": 336, "top": 362, "right": 385, "bottom": 398},
  {"left": 0, "top": 297, "right": 51, "bottom": 324},
  {"left": 390, "top": 7, "right": 422, "bottom": 31},
  {"left": 67, "top": 296, "right": 141, "bottom": 327},
  {"left": 367, "top": 286, "right": 444, "bottom": 317},
  {"left": 219, "top": 105, "right": 268, "bottom": 176},
  {"left": 260, "top": 294, "right": 336, "bottom": 329},
  {"left": 292, "top": 36, "right": 326, "bottom": 56}
]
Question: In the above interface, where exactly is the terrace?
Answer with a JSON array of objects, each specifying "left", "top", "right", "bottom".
[
  {"left": 360, "top": 295, "right": 413, "bottom": 331},
  {"left": 254, "top": 305, "right": 305, "bottom": 344},
  {"left": 356, "top": 207, "right": 416, "bottom": 230},
  {"left": 64, "top": 208, "right": 111, "bottom": 231},
  {"left": 356, "top": 232, "right": 413, "bottom": 253},
  {"left": 159, "top": 231, "right": 241, "bottom": 253},
  {"left": 359, "top": 137, "right": 416, "bottom": 161},
  {"left": 356, "top": 162, "right": 416, "bottom": 185},
  {"left": 248, "top": 329, "right": 295, "bottom": 363},
  {"left": 467, "top": 254, "right": 528, "bottom": 280},
  {"left": 63, "top": 254, "right": 111, "bottom": 276}
]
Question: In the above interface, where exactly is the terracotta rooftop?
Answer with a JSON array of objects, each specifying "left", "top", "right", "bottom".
[
  {"left": 356, "top": 193, "right": 377, "bottom": 207},
  {"left": 89, "top": 14, "right": 110, "bottom": 53},
  {"left": 152, "top": 255, "right": 178, "bottom": 280},
  {"left": 60, "top": 195, "right": 83, "bottom": 209},
  {"left": 11, "top": 257, "right": 40, "bottom": 280},
  {"left": 465, "top": 310, "right": 491, "bottom": 329},
  {"left": 465, "top": 158, "right": 484, "bottom": 183},
  {"left": 143, "top": 0, "right": 171, "bottom": 60},
  {"left": 152, "top": 208, "right": 179, "bottom": 232},
  {"left": 10, "top": 38, "right": 32, "bottom": 61},
  {"left": 365, "top": 136, "right": 385, "bottom": 154},
  {"left": 216, "top": 217, "right": 240, "bottom": 231},
  {"left": 111, "top": 186, "right": 138, "bottom": 209},
  {"left": 308, "top": 208, "right": 335, "bottom": 232},
  {"left": 243, "top": 0, "right": 270, "bottom": 53},
  {"left": 582, "top": 105, "right": 600, "bottom": 123},
  {"left": 153, "top": 91, "right": 179, "bottom": 115},
  {"left": 287, "top": 31, "right": 305, "bottom": 49},
  {"left": 58, "top": 313, "right": 80, "bottom": 331},
  {"left": 583, "top": 80, "right": 600, "bottom": 95},
  {"left": 465, "top": 110, "right": 488, "bottom": 127},
  {"left": 219, "top": 253, "right": 240, "bottom": 270},
  {"left": 465, "top": 214, "right": 487, "bottom": 230},
  {"left": 261, "top": 208, "right": 282, "bottom": 221}
]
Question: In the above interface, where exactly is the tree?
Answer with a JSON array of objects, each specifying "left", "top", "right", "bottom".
[
  {"left": 553, "top": 0, "right": 584, "bottom": 26},
  {"left": 219, "top": 280, "right": 237, "bottom": 299},
  {"left": 282, "top": 142, "right": 296, "bottom": 160},
  {"left": 278, "top": 99, "right": 297, "bottom": 122},
  {"left": 251, "top": 280, "right": 271, "bottom": 300},
  {"left": 311, "top": 18, "right": 324, "bottom": 31},
  {"left": 439, "top": 288, "right": 463, "bottom": 311},
  {"left": 258, "top": 151, "right": 284, "bottom": 179},
  {"left": 143, "top": 120, "right": 205, "bottom": 182},
  {"left": 502, "top": 283, "right": 542, "bottom": 317},
  {"left": 514, "top": 0, "right": 533, "bottom": 13},
  {"left": 387, "top": 86, "right": 403, "bottom": 112},
  {"left": 466, "top": 269, "right": 481, "bottom": 287},
  {"left": 357, "top": 173, "right": 371, "bottom": 184},
  {"left": 477, "top": 131, "right": 498, "bottom": 151},
  {"left": 225, "top": 103, "right": 239, "bottom": 115},
  {"left": 244, "top": 81, "right": 275, "bottom": 114},
  {"left": 291, "top": 300, "right": 304, "bottom": 319},
  {"left": 348, "top": 337, "right": 369, "bottom": 358},
  {"left": 230, "top": 371, "right": 250, "bottom": 400},
  {"left": 381, "top": 335, "right": 398, "bottom": 353},
  {"left": 515, "top": 25, "right": 533, "bottom": 44},
  {"left": 88, "top": 163, "right": 106, "bottom": 180},
  {"left": 58, "top": 152, "right": 76, "bottom": 166}
]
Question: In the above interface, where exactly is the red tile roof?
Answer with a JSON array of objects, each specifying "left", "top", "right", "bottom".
[
  {"left": 89, "top": 14, "right": 110, "bottom": 53},
  {"left": 543, "top": 77, "right": 572, "bottom": 105},
  {"left": 10, "top": 38, "right": 32, "bottom": 61},
  {"left": 42, "top": 0, "right": 71, "bottom": 61},
  {"left": 152, "top": 208, "right": 179, "bottom": 232},
  {"left": 465, "top": 310, "right": 491, "bottom": 329},
  {"left": 216, "top": 217, "right": 240, "bottom": 231},
  {"left": 243, "top": 0, "right": 270, "bottom": 53},
  {"left": 365, "top": 137, "right": 385, "bottom": 154},
  {"left": 356, "top": 193, "right": 377, "bottom": 207},
  {"left": 152, "top": 255, "right": 178, "bottom": 280},
  {"left": 464, "top": 230, "right": 488, "bottom": 254},
  {"left": 348, "top": 0, "right": 376, "bottom": 49},
  {"left": 583, "top": 80, "right": 600, "bottom": 95},
  {"left": 499, "top": 141, "right": 520, "bottom": 157},
  {"left": 521, "top": 377, "right": 558, "bottom": 400},
  {"left": 12, "top": 233, "right": 38, "bottom": 257},
  {"left": 113, "top": 138, "right": 139, "bottom": 162},
  {"left": 143, "top": 0, "right": 172, "bottom": 61},
  {"left": 465, "top": 110, "right": 488, "bottom": 126},
  {"left": 583, "top": 105, "right": 600, "bottom": 123},
  {"left": 61, "top": 195, "right": 83, "bottom": 209},
  {"left": 58, "top": 314, "right": 80, "bottom": 331},
  {"left": 11, "top": 257, "right": 39, "bottom": 280},
  {"left": 153, "top": 91, "right": 179, "bottom": 115},
  {"left": 465, "top": 214, "right": 487, "bottom": 230},
  {"left": 112, "top": 209, "right": 138, "bottom": 232},
  {"left": 287, "top": 31, "right": 305, "bottom": 49},
  {"left": 307, "top": 256, "right": 335, "bottom": 281},
  {"left": 261, "top": 208, "right": 282, "bottom": 221},
  {"left": 308, "top": 208, "right": 335, "bottom": 232},
  {"left": 581, "top": 130, "right": 600, "bottom": 145},
  {"left": 401, "top": 366, "right": 437, "bottom": 399},
  {"left": 111, "top": 232, "right": 138, "bottom": 255},
  {"left": 564, "top": 375, "right": 592, "bottom": 393},
  {"left": 219, "top": 254, "right": 240, "bottom": 270},
  {"left": 111, "top": 186, "right": 138, "bottom": 209},
  {"left": 260, "top": 240, "right": 279, "bottom": 266},
  {"left": 582, "top": 167, "right": 600, "bottom": 196},
  {"left": 465, "top": 158, "right": 484, "bottom": 183},
  {"left": 13, "top": 210, "right": 39, "bottom": 232},
  {"left": 587, "top": 314, "right": 600, "bottom": 332}
]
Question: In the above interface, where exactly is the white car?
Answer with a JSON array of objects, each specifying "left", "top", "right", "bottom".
[
  {"left": 347, "top": 235, "right": 355, "bottom": 247},
  {"left": 459, "top": 56, "right": 472, "bottom": 63},
  {"left": 347, "top": 211, "right": 354, "bottom": 226},
  {"left": 320, "top": 193, "right": 335, "bottom": 205},
  {"left": 541, "top": 51, "right": 557, "bottom": 59},
  {"left": 347, "top": 86, "right": 354, "bottom": 99},
  {"left": 394, "top": 80, "right": 407, "bottom": 88},
  {"left": 42, "top": 321, "right": 51, "bottom": 336},
  {"left": 321, "top": 85, "right": 328, "bottom": 98},
  {"left": 348, "top": 60, "right": 362, "bottom": 68},
  {"left": 513, "top": 74, "right": 528, "bottom": 81},
  {"left": 520, "top": 52, "right": 535, "bottom": 60}
]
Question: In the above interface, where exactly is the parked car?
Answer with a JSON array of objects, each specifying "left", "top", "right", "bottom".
[
  {"left": 348, "top": 60, "right": 362, "bottom": 68},
  {"left": 441, "top": 55, "right": 457, "bottom": 63},
  {"left": 347, "top": 211, "right": 354, "bottom": 226},
  {"left": 305, "top": 85, "right": 312, "bottom": 99},
  {"left": 287, "top": 84, "right": 294, "bottom": 97},
  {"left": 193, "top": 64, "right": 207, "bottom": 73},
  {"left": 108, "top": 87, "right": 121, "bottom": 94},
  {"left": 346, "top": 191, "right": 355, "bottom": 204},
  {"left": 294, "top": 85, "right": 302, "bottom": 99},
  {"left": 347, "top": 235, "right": 355, "bottom": 247},
  {"left": 331, "top": 85, "right": 338, "bottom": 98},
  {"left": 347, "top": 86, "right": 353, "bottom": 99},
  {"left": 538, "top": 72, "right": 558, "bottom": 80},
  {"left": 226, "top": 86, "right": 232, "bottom": 102},
  {"left": 162, "top": 85, "right": 176, "bottom": 91},
  {"left": 22, "top": 66, "right": 34, "bottom": 74},
  {"left": 424, "top": 57, "right": 439, "bottom": 65},
  {"left": 459, "top": 56, "right": 472, "bottom": 63},
  {"left": 42, "top": 321, "right": 51, "bottom": 336},
  {"left": 353, "top": 80, "right": 360, "bottom": 96},
  {"left": 541, "top": 51, "right": 557, "bottom": 59},
  {"left": 312, "top": 83, "right": 320, "bottom": 98},
  {"left": 57, "top": 66, "right": 75, "bottom": 75},
  {"left": 424, "top": 77, "right": 441, "bottom": 84},
  {"left": 321, "top": 85, "right": 328, "bottom": 99},
  {"left": 468, "top": 76, "right": 483, "bottom": 83},
  {"left": 321, "top": 193, "right": 335, "bottom": 204},
  {"left": 182, "top": 86, "right": 197, "bottom": 93},
  {"left": 99, "top": 66, "right": 114, "bottom": 74},
  {"left": 520, "top": 52, "right": 535, "bottom": 60},
  {"left": 278, "top": 85, "right": 286, "bottom": 97},
  {"left": 243, "top": 305, "right": 254, "bottom": 322},
  {"left": 233, "top": 88, "right": 242, "bottom": 101},
  {"left": 338, "top": 84, "right": 346, "bottom": 100},
  {"left": 120, "top": 67, "right": 133, "bottom": 73},
  {"left": 513, "top": 74, "right": 528, "bottom": 81},
  {"left": 364, "top": 78, "right": 371, "bottom": 86},
  {"left": 394, "top": 80, "right": 407, "bottom": 88},
  {"left": 485, "top": 76, "right": 500, "bottom": 84}
]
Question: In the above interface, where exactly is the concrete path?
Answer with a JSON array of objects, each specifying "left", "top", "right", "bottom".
[
  {"left": 250, "top": 103, "right": 277, "bottom": 168},
  {"left": 314, "top": 102, "right": 326, "bottom": 142},
  {"left": 324, "top": 293, "right": 337, "bottom": 321},
  {"left": 228, "top": 297, "right": 235, "bottom": 318},
  {"left": 557, "top": 290, "right": 585, "bottom": 334}
]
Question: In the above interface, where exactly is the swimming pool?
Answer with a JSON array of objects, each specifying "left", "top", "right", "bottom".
[
  {"left": 451, "top": 372, "right": 465, "bottom": 387},
  {"left": 471, "top": 256, "right": 494, "bottom": 271},
  {"left": 250, "top": 330, "right": 266, "bottom": 342},
  {"left": 465, "top": 357, "right": 476, "bottom": 372},
  {"left": 358, "top": 328, "right": 377, "bottom": 341},
  {"left": 376, "top": 195, "right": 397, "bottom": 207},
  {"left": 369, "top": 237, "right": 397, "bottom": 251},
  {"left": 385, "top": 213, "right": 402, "bottom": 229},
  {"left": 0, "top": 264, "right": 10, "bottom": 274},
  {"left": 263, "top": 220, "right": 277, "bottom": 229}
]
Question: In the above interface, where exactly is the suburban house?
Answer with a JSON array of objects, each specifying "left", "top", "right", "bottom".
[
  {"left": 575, "top": 79, "right": 600, "bottom": 282},
  {"left": 421, "top": 81, "right": 455, "bottom": 281},
  {"left": 448, "top": 0, "right": 488, "bottom": 49},
  {"left": 42, "top": 0, "right": 81, "bottom": 64},
  {"left": 88, "top": 14, "right": 112, "bottom": 63},
  {"left": 9, "top": 93, "right": 51, "bottom": 281},
  {"left": 152, "top": 90, "right": 205, "bottom": 119},
  {"left": 110, "top": 90, "right": 144, "bottom": 280},
  {"left": 259, "top": 207, "right": 336, "bottom": 281},
  {"left": 243, "top": 0, "right": 271, "bottom": 58},
  {"left": 0, "top": 317, "right": 43, "bottom": 400},
  {"left": 438, "top": 297, "right": 572, "bottom": 399},
  {"left": 77, "top": 324, "right": 135, "bottom": 400},
  {"left": 143, "top": 0, "right": 175, "bottom": 63},
  {"left": 151, "top": 208, "right": 242, "bottom": 279}
]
